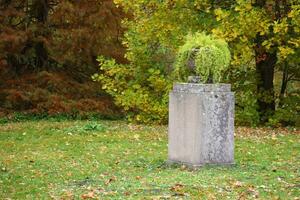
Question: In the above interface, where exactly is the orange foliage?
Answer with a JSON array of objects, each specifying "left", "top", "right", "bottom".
[
  {"left": 0, "top": 71, "right": 120, "bottom": 117},
  {"left": 0, "top": 0, "right": 127, "bottom": 117}
]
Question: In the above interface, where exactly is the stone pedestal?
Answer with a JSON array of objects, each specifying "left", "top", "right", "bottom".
[{"left": 168, "top": 83, "right": 234, "bottom": 168}]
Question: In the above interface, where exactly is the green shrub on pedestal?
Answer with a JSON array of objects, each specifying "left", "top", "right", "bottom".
[
  {"left": 93, "top": 33, "right": 231, "bottom": 124},
  {"left": 175, "top": 33, "right": 231, "bottom": 83}
]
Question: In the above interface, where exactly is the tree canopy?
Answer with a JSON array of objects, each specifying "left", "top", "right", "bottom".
[
  {"left": 0, "top": 0, "right": 299, "bottom": 126},
  {"left": 0, "top": 0, "right": 125, "bottom": 118},
  {"left": 0, "top": 0, "right": 126, "bottom": 77},
  {"left": 95, "top": 0, "right": 300, "bottom": 126}
]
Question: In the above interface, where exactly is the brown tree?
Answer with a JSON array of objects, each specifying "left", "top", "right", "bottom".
[
  {"left": 0, "top": 0, "right": 126, "bottom": 77},
  {"left": 0, "top": 0, "right": 126, "bottom": 117}
]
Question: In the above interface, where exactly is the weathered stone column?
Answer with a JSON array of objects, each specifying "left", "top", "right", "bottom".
[{"left": 168, "top": 83, "right": 234, "bottom": 168}]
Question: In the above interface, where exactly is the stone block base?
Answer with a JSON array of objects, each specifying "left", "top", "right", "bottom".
[{"left": 168, "top": 83, "right": 235, "bottom": 167}]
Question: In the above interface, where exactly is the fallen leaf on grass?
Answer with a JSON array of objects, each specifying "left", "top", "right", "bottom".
[
  {"left": 234, "top": 181, "right": 243, "bottom": 188},
  {"left": 81, "top": 191, "right": 95, "bottom": 199},
  {"left": 61, "top": 190, "right": 74, "bottom": 199},
  {"left": 180, "top": 165, "right": 187, "bottom": 170},
  {"left": 128, "top": 124, "right": 142, "bottom": 131},
  {"left": 172, "top": 192, "right": 187, "bottom": 197},
  {"left": 1, "top": 167, "right": 7, "bottom": 172},
  {"left": 103, "top": 191, "right": 117, "bottom": 196},
  {"left": 247, "top": 186, "right": 259, "bottom": 198},
  {"left": 105, "top": 176, "right": 116, "bottom": 185},
  {"left": 124, "top": 191, "right": 130, "bottom": 196},
  {"left": 152, "top": 195, "right": 172, "bottom": 200},
  {"left": 170, "top": 183, "right": 184, "bottom": 192},
  {"left": 133, "top": 134, "right": 140, "bottom": 140}
]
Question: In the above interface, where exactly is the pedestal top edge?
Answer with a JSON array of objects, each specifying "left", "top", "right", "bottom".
[{"left": 173, "top": 83, "right": 231, "bottom": 92}]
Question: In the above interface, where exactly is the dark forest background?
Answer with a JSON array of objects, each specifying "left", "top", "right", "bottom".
[{"left": 0, "top": 0, "right": 126, "bottom": 119}]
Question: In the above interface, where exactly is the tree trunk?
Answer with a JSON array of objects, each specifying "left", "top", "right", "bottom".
[
  {"left": 254, "top": 0, "right": 278, "bottom": 123},
  {"left": 32, "top": 0, "right": 49, "bottom": 69},
  {"left": 7, "top": 53, "right": 21, "bottom": 75},
  {"left": 33, "top": 0, "right": 49, "bottom": 23},
  {"left": 35, "top": 41, "right": 48, "bottom": 70},
  {"left": 255, "top": 48, "right": 277, "bottom": 123},
  {"left": 279, "top": 64, "right": 287, "bottom": 104}
]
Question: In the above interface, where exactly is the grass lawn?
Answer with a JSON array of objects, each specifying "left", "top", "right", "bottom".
[{"left": 0, "top": 120, "right": 299, "bottom": 199}]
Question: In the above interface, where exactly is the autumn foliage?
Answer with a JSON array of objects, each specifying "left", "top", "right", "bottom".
[
  {"left": 0, "top": 71, "right": 119, "bottom": 118},
  {"left": 0, "top": 0, "right": 299, "bottom": 126},
  {"left": 0, "top": 0, "right": 126, "bottom": 118},
  {"left": 95, "top": 0, "right": 300, "bottom": 126}
]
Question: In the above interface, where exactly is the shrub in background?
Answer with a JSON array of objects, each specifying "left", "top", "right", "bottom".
[
  {"left": 0, "top": 71, "right": 120, "bottom": 120},
  {"left": 93, "top": 56, "right": 171, "bottom": 124},
  {"left": 268, "top": 91, "right": 300, "bottom": 127}
]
